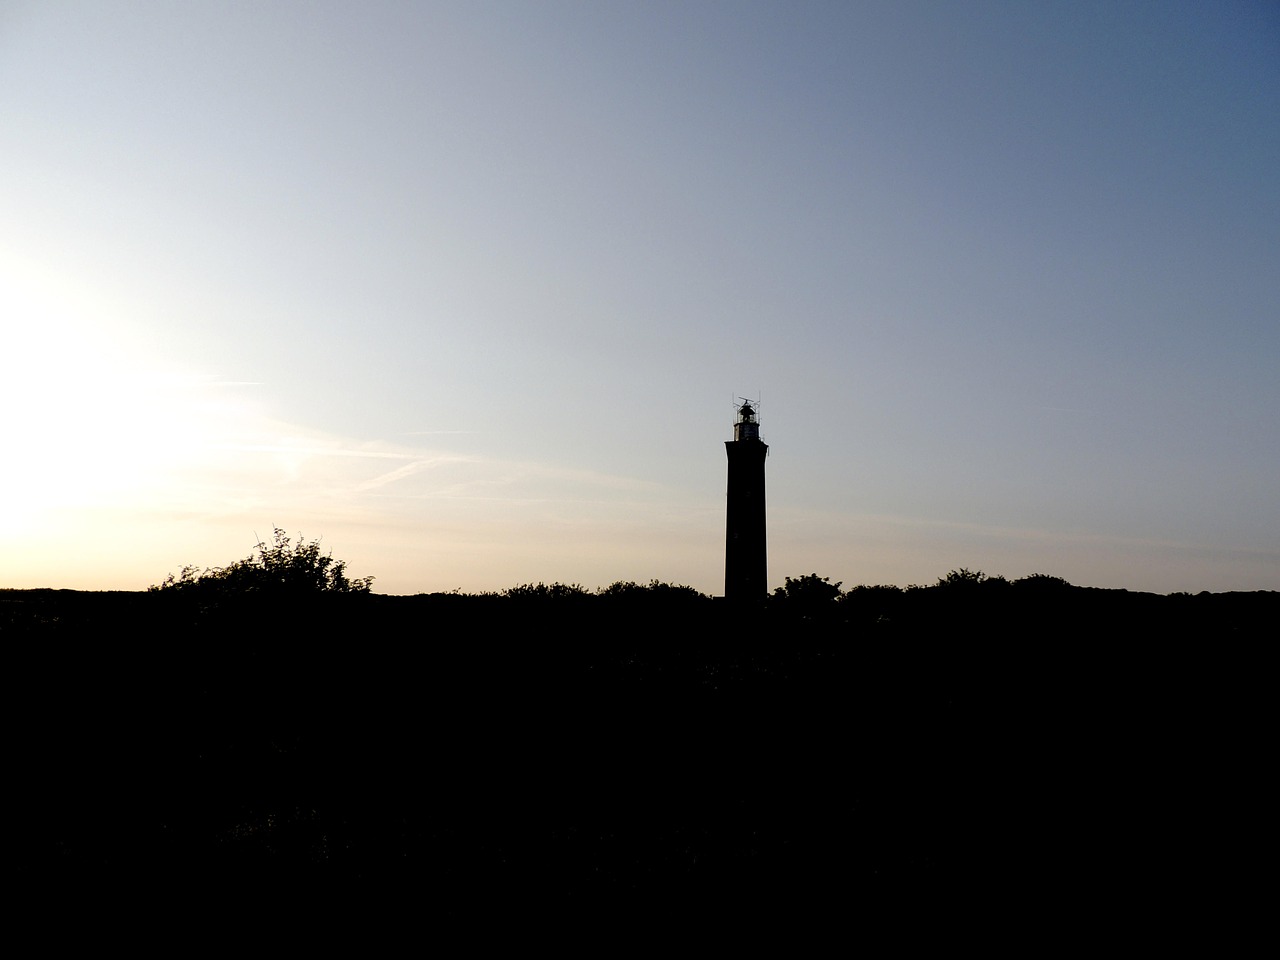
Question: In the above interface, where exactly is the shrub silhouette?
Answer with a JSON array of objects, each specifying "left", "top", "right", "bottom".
[
  {"left": 151, "top": 527, "right": 373, "bottom": 596},
  {"left": 597, "top": 579, "right": 706, "bottom": 602},
  {"left": 771, "top": 573, "right": 844, "bottom": 621},
  {"left": 773, "top": 573, "right": 843, "bottom": 603},
  {"left": 501, "top": 581, "right": 591, "bottom": 601},
  {"left": 937, "top": 567, "right": 987, "bottom": 587},
  {"left": 1013, "top": 573, "right": 1072, "bottom": 590}
]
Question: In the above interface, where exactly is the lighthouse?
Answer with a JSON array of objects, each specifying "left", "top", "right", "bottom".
[{"left": 725, "top": 399, "right": 768, "bottom": 602}]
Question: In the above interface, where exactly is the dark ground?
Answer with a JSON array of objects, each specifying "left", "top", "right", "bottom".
[{"left": 6, "top": 585, "right": 1272, "bottom": 917}]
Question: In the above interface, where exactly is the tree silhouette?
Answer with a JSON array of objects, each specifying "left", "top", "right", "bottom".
[
  {"left": 771, "top": 573, "right": 843, "bottom": 621},
  {"left": 937, "top": 567, "right": 987, "bottom": 587},
  {"left": 151, "top": 527, "right": 373, "bottom": 595},
  {"left": 773, "top": 573, "right": 842, "bottom": 603},
  {"left": 597, "top": 579, "right": 706, "bottom": 602},
  {"left": 501, "top": 581, "right": 591, "bottom": 601}
]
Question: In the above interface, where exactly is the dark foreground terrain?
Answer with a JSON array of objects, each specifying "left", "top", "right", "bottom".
[{"left": 6, "top": 582, "right": 1273, "bottom": 915}]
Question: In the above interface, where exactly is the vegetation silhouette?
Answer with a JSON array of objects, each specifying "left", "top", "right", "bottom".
[
  {"left": 151, "top": 527, "right": 374, "bottom": 596},
  {"left": 6, "top": 548, "right": 1274, "bottom": 913}
]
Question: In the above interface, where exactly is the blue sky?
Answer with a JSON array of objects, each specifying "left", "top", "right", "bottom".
[{"left": 2, "top": 1, "right": 1277, "bottom": 594}]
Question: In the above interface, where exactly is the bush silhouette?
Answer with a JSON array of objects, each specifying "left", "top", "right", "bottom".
[{"left": 151, "top": 527, "right": 373, "bottom": 596}]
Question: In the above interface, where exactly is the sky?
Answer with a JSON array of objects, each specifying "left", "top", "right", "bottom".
[{"left": 2, "top": 0, "right": 1278, "bottom": 595}]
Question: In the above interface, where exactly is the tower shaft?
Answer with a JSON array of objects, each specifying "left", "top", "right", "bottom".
[{"left": 725, "top": 401, "right": 767, "bottom": 602}]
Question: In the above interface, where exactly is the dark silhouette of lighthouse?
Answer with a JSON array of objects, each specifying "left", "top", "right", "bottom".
[{"left": 725, "top": 399, "right": 768, "bottom": 602}]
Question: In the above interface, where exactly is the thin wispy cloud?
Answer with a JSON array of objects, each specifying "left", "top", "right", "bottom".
[
  {"left": 218, "top": 443, "right": 424, "bottom": 461},
  {"left": 351, "top": 458, "right": 473, "bottom": 494}
]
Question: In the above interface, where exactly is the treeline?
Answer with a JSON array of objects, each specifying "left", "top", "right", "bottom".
[{"left": 5, "top": 567, "right": 1272, "bottom": 643}]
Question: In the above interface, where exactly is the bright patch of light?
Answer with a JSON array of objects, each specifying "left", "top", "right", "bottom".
[{"left": 0, "top": 260, "right": 256, "bottom": 537}]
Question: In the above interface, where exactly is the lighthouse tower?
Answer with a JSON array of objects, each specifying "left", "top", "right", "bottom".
[{"left": 725, "top": 399, "right": 768, "bottom": 602}]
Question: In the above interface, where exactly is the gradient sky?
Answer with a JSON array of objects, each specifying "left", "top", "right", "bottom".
[{"left": 3, "top": 1, "right": 1277, "bottom": 595}]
